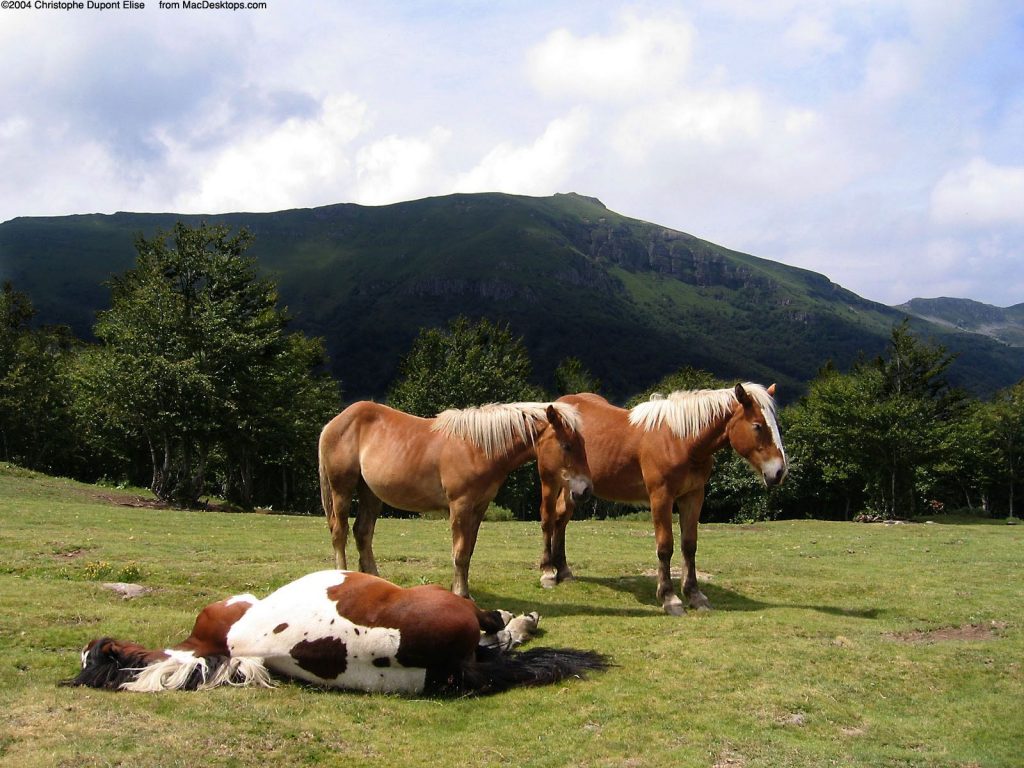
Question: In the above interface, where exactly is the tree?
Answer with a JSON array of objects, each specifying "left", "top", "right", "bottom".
[
  {"left": 781, "top": 324, "right": 962, "bottom": 519},
  {"left": 626, "top": 366, "right": 725, "bottom": 407},
  {"left": 388, "top": 316, "right": 541, "bottom": 414},
  {"left": 0, "top": 283, "right": 76, "bottom": 471},
  {"left": 554, "top": 357, "right": 600, "bottom": 395},
  {"left": 85, "top": 222, "right": 338, "bottom": 508},
  {"left": 989, "top": 381, "right": 1024, "bottom": 518}
]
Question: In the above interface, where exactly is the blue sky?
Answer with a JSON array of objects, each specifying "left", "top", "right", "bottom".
[{"left": 1, "top": 1, "right": 1022, "bottom": 306}]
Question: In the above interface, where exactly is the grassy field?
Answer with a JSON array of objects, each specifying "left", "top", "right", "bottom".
[{"left": 1, "top": 463, "right": 1022, "bottom": 768}]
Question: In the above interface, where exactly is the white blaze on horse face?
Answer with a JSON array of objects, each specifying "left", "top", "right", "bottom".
[
  {"left": 754, "top": 408, "right": 788, "bottom": 487},
  {"left": 225, "top": 570, "right": 427, "bottom": 694}
]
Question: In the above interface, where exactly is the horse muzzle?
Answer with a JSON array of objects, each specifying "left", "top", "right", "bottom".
[
  {"left": 762, "top": 460, "right": 787, "bottom": 488},
  {"left": 568, "top": 479, "right": 593, "bottom": 504}
]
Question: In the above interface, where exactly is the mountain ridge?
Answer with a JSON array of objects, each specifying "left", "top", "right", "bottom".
[
  {"left": 2, "top": 192, "right": 1022, "bottom": 401},
  {"left": 896, "top": 296, "right": 1024, "bottom": 347}
]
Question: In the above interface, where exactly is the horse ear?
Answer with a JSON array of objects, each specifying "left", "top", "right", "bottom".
[
  {"left": 767, "top": 383, "right": 776, "bottom": 396},
  {"left": 734, "top": 383, "right": 752, "bottom": 407},
  {"left": 546, "top": 404, "right": 564, "bottom": 431}
]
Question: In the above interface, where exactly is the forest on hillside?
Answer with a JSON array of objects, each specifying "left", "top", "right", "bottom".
[{"left": 2, "top": 223, "right": 1022, "bottom": 521}]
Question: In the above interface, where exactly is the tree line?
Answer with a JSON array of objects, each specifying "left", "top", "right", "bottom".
[{"left": 1, "top": 222, "right": 1022, "bottom": 520}]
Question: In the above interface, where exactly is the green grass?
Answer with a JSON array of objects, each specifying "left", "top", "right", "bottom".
[{"left": 2, "top": 464, "right": 1022, "bottom": 767}]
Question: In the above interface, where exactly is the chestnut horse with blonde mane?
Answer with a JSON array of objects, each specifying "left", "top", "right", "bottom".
[
  {"left": 319, "top": 401, "right": 592, "bottom": 598},
  {"left": 540, "top": 383, "right": 787, "bottom": 615}
]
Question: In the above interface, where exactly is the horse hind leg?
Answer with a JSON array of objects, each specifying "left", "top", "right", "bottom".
[
  {"left": 353, "top": 480, "right": 382, "bottom": 576},
  {"left": 331, "top": 487, "right": 360, "bottom": 573},
  {"left": 450, "top": 499, "right": 487, "bottom": 599}
]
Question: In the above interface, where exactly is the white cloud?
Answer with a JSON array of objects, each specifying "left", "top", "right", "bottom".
[
  {"left": 861, "top": 40, "right": 920, "bottom": 102},
  {"left": 527, "top": 11, "right": 694, "bottom": 102},
  {"left": 454, "top": 111, "right": 590, "bottom": 196},
  {"left": 784, "top": 11, "right": 845, "bottom": 57},
  {"left": 1, "top": 1, "right": 1022, "bottom": 308},
  {"left": 173, "top": 94, "right": 370, "bottom": 214},
  {"left": 610, "top": 87, "right": 765, "bottom": 160},
  {"left": 930, "top": 158, "right": 1024, "bottom": 228},
  {"left": 354, "top": 128, "right": 452, "bottom": 205}
]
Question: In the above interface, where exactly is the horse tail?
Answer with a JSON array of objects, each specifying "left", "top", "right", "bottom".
[
  {"left": 443, "top": 646, "right": 610, "bottom": 697},
  {"left": 318, "top": 424, "right": 334, "bottom": 524},
  {"left": 62, "top": 637, "right": 273, "bottom": 692}
]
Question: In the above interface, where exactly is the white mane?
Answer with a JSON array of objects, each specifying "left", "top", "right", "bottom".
[
  {"left": 432, "top": 402, "right": 582, "bottom": 457},
  {"left": 628, "top": 383, "right": 782, "bottom": 446}
]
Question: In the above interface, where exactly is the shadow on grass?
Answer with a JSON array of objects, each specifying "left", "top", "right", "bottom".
[
  {"left": 910, "top": 514, "right": 1020, "bottom": 527},
  {"left": 480, "top": 575, "right": 881, "bottom": 620},
  {"left": 469, "top": 587, "right": 661, "bottom": 619}
]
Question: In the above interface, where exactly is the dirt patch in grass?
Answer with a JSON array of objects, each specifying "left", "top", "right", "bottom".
[
  {"left": 713, "top": 748, "right": 747, "bottom": 767},
  {"left": 88, "top": 489, "right": 240, "bottom": 514},
  {"left": 90, "top": 491, "right": 169, "bottom": 509},
  {"left": 884, "top": 621, "right": 1008, "bottom": 644}
]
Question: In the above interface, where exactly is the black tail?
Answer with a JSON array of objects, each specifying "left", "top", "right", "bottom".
[
  {"left": 430, "top": 647, "right": 610, "bottom": 697},
  {"left": 61, "top": 637, "right": 240, "bottom": 691},
  {"left": 61, "top": 637, "right": 150, "bottom": 690}
]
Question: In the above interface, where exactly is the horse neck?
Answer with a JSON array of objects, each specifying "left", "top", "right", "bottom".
[
  {"left": 501, "top": 423, "right": 544, "bottom": 470},
  {"left": 685, "top": 409, "right": 735, "bottom": 461}
]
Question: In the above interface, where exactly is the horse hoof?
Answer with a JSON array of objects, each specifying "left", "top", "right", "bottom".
[
  {"left": 687, "top": 592, "right": 712, "bottom": 611},
  {"left": 540, "top": 572, "right": 558, "bottom": 589},
  {"left": 557, "top": 569, "right": 575, "bottom": 583},
  {"left": 662, "top": 597, "right": 686, "bottom": 617}
]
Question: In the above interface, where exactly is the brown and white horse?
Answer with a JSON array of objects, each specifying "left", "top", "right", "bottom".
[
  {"left": 539, "top": 383, "right": 787, "bottom": 615},
  {"left": 319, "top": 401, "right": 592, "bottom": 598},
  {"left": 64, "top": 570, "right": 608, "bottom": 696}
]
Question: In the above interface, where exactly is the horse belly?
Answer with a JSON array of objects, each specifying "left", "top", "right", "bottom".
[
  {"left": 264, "top": 650, "right": 428, "bottom": 694},
  {"left": 360, "top": 445, "right": 448, "bottom": 512},
  {"left": 590, "top": 458, "right": 649, "bottom": 504},
  {"left": 226, "top": 571, "right": 428, "bottom": 693}
]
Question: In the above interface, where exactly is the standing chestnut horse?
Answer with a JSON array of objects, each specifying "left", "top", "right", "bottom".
[
  {"left": 539, "top": 383, "right": 787, "bottom": 615},
  {"left": 319, "top": 401, "right": 591, "bottom": 598}
]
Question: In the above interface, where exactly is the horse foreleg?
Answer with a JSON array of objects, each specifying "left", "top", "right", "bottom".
[
  {"left": 540, "top": 484, "right": 577, "bottom": 588},
  {"left": 677, "top": 489, "right": 711, "bottom": 610},
  {"left": 450, "top": 500, "right": 486, "bottom": 599},
  {"left": 354, "top": 481, "right": 382, "bottom": 576},
  {"left": 651, "top": 491, "right": 685, "bottom": 616},
  {"left": 539, "top": 483, "right": 560, "bottom": 588},
  {"left": 551, "top": 488, "right": 576, "bottom": 583}
]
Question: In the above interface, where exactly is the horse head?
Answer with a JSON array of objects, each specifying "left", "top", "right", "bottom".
[
  {"left": 537, "top": 403, "right": 593, "bottom": 503},
  {"left": 726, "top": 383, "right": 788, "bottom": 487}
]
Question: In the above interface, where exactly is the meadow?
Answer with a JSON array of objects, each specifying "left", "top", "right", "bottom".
[{"left": 1, "top": 463, "right": 1022, "bottom": 767}]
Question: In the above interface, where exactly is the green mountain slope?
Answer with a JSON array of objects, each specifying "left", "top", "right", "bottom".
[
  {"left": 896, "top": 297, "right": 1024, "bottom": 348},
  {"left": 2, "top": 192, "right": 1022, "bottom": 401}
]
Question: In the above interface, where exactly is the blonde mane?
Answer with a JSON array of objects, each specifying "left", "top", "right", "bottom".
[
  {"left": 432, "top": 402, "right": 582, "bottom": 457},
  {"left": 628, "top": 383, "right": 781, "bottom": 443}
]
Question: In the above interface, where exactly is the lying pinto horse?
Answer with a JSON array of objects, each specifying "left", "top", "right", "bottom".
[{"left": 64, "top": 570, "right": 607, "bottom": 696}]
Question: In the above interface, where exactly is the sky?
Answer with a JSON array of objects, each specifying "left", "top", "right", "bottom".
[{"left": 1, "top": 0, "right": 1022, "bottom": 307}]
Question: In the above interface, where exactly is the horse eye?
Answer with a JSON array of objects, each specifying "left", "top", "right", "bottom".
[
  {"left": 560, "top": 441, "right": 572, "bottom": 452},
  {"left": 753, "top": 423, "right": 763, "bottom": 432}
]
